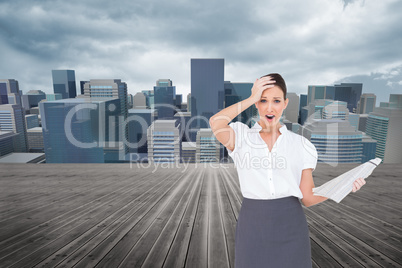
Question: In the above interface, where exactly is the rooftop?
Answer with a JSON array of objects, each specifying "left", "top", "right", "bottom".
[
  {"left": 0, "top": 153, "right": 45, "bottom": 163},
  {"left": 0, "top": 163, "right": 400, "bottom": 267}
]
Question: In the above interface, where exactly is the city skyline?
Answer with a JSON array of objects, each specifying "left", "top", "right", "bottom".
[{"left": 0, "top": 0, "right": 401, "bottom": 105}]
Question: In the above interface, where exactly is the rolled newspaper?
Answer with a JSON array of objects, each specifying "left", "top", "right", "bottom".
[{"left": 312, "top": 158, "right": 382, "bottom": 203}]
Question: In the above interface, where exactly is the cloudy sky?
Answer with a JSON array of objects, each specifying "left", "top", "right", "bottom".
[{"left": 0, "top": 0, "right": 401, "bottom": 105}]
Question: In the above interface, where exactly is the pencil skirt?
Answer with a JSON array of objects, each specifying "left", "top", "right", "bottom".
[{"left": 235, "top": 196, "right": 312, "bottom": 268}]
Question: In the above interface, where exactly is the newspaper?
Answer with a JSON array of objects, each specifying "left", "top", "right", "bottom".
[{"left": 312, "top": 158, "right": 382, "bottom": 203}]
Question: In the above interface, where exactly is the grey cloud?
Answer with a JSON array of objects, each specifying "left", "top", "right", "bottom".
[{"left": 0, "top": 0, "right": 401, "bottom": 98}]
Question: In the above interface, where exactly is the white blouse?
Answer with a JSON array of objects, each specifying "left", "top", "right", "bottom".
[{"left": 227, "top": 121, "right": 318, "bottom": 200}]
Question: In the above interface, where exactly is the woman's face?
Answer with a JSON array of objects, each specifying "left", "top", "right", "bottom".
[{"left": 255, "top": 85, "right": 288, "bottom": 128}]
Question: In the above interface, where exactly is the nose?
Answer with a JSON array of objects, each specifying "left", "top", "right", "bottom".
[{"left": 267, "top": 102, "right": 274, "bottom": 113}]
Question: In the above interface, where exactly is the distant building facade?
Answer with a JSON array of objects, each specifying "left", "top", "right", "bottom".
[
  {"left": 191, "top": 59, "right": 224, "bottom": 128},
  {"left": 40, "top": 98, "right": 122, "bottom": 163},
  {"left": 196, "top": 128, "right": 220, "bottom": 163},
  {"left": 357, "top": 93, "right": 376, "bottom": 114},
  {"left": 300, "top": 119, "right": 363, "bottom": 163},
  {"left": 0, "top": 104, "right": 28, "bottom": 152},
  {"left": 147, "top": 120, "right": 181, "bottom": 163},
  {"left": 52, "top": 70, "right": 77, "bottom": 99},
  {"left": 365, "top": 94, "right": 402, "bottom": 163}
]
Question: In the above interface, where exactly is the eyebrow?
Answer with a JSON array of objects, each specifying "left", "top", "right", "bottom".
[{"left": 260, "top": 97, "right": 283, "bottom": 99}]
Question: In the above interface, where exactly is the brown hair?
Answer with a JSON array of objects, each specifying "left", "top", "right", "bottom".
[{"left": 261, "top": 73, "right": 287, "bottom": 99}]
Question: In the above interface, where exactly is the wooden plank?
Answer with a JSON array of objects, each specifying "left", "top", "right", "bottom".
[
  {"left": 141, "top": 170, "right": 202, "bottom": 267},
  {"left": 74, "top": 170, "right": 186, "bottom": 267},
  {"left": 116, "top": 171, "right": 195, "bottom": 267},
  {"left": 184, "top": 166, "right": 209, "bottom": 268},
  {"left": 217, "top": 168, "right": 237, "bottom": 268},
  {"left": 306, "top": 207, "right": 401, "bottom": 267},
  {"left": 25, "top": 173, "right": 173, "bottom": 267},
  {"left": 208, "top": 168, "right": 230, "bottom": 268},
  {"left": 0, "top": 173, "right": 148, "bottom": 250},
  {"left": 0, "top": 174, "right": 150, "bottom": 262},
  {"left": 310, "top": 239, "right": 342, "bottom": 268},
  {"left": 162, "top": 167, "right": 204, "bottom": 268},
  {"left": 4, "top": 172, "right": 176, "bottom": 267},
  {"left": 0, "top": 163, "right": 401, "bottom": 268},
  {"left": 308, "top": 223, "right": 363, "bottom": 267}
]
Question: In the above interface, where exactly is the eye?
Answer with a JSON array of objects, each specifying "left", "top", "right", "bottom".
[
  {"left": 274, "top": 100, "right": 281, "bottom": 103},
  {"left": 260, "top": 99, "right": 266, "bottom": 103}
]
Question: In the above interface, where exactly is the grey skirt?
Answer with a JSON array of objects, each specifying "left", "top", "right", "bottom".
[{"left": 235, "top": 196, "right": 312, "bottom": 268}]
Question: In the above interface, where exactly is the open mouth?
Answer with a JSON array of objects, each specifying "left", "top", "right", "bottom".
[{"left": 265, "top": 114, "right": 275, "bottom": 121}]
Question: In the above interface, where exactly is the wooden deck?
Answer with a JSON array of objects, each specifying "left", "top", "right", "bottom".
[{"left": 0, "top": 163, "right": 401, "bottom": 268}]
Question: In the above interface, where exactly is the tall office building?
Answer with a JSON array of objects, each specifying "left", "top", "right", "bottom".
[
  {"left": 127, "top": 108, "right": 157, "bottom": 155},
  {"left": 0, "top": 131, "right": 17, "bottom": 156},
  {"left": 307, "top": 83, "right": 362, "bottom": 112},
  {"left": 156, "top": 79, "right": 173, "bottom": 87},
  {"left": 52, "top": 70, "right": 77, "bottom": 99},
  {"left": 301, "top": 99, "right": 348, "bottom": 124},
  {"left": 40, "top": 98, "right": 121, "bottom": 163},
  {"left": 336, "top": 83, "right": 362, "bottom": 112},
  {"left": 361, "top": 134, "right": 377, "bottom": 163},
  {"left": 83, "top": 79, "right": 128, "bottom": 116},
  {"left": 348, "top": 113, "right": 360, "bottom": 130},
  {"left": 182, "top": 142, "right": 196, "bottom": 163},
  {"left": 23, "top": 90, "right": 46, "bottom": 109},
  {"left": 0, "top": 104, "right": 28, "bottom": 152},
  {"left": 299, "top": 94, "right": 308, "bottom": 125},
  {"left": 142, "top": 90, "right": 154, "bottom": 108},
  {"left": 187, "top": 93, "right": 191, "bottom": 113},
  {"left": 0, "top": 79, "right": 22, "bottom": 106},
  {"left": 299, "top": 119, "right": 363, "bottom": 163},
  {"left": 84, "top": 79, "right": 129, "bottom": 157},
  {"left": 357, "top": 93, "right": 376, "bottom": 114},
  {"left": 175, "top": 94, "right": 182, "bottom": 109},
  {"left": 46, "top": 93, "right": 63, "bottom": 101},
  {"left": 322, "top": 101, "right": 349, "bottom": 120},
  {"left": 154, "top": 79, "right": 175, "bottom": 119},
  {"left": 365, "top": 94, "right": 402, "bottom": 163},
  {"left": 27, "top": 127, "right": 44, "bottom": 153},
  {"left": 191, "top": 58, "right": 224, "bottom": 128},
  {"left": 133, "top": 92, "right": 147, "bottom": 108},
  {"left": 25, "top": 114, "right": 40, "bottom": 129},
  {"left": 196, "top": 128, "right": 220, "bottom": 163},
  {"left": 147, "top": 119, "right": 181, "bottom": 163},
  {"left": 284, "top": 92, "right": 299, "bottom": 123},
  {"left": 80, "top": 81, "right": 89, "bottom": 95},
  {"left": 224, "top": 81, "right": 255, "bottom": 126}
]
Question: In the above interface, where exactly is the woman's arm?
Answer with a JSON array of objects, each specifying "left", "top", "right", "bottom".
[
  {"left": 209, "top": 77, "right": 275, "bottom": 151},
  {"left": 299, "top": 169, "right": 366, "bottom": 207}
]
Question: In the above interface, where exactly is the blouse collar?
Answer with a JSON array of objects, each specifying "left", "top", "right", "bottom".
[{"left": 252, "top": 121, "right": 288, "bottom": 134}]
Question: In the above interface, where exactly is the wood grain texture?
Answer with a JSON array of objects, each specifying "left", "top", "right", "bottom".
[{"left": 0, "top": 163, "right": 401, "bottom": 267}]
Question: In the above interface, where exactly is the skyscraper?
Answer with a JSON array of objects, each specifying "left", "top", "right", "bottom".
[
  {"left": 23, "top": 90, "right": 46, "bottom": 109},
  {"left": 84, "top": 79, "right": 129, "bottom": 158},
  {"left": 52, "top": 70, "right": 77, "bottom": 99},
  {"left": 40, "top": 98, "right": 121, "bottom": 163},
  {"left": 307, "top": 83, "right": 362, "bottom": 113},
  {"left": 224, "top": 81, "right": 255, "bottom": 126},
  {"left": 365, "top": 94, "right": 402, "bottom": 163},
  {"left": 299, "top": 119, "right": 363, "bottom": 163},
  {"left": 191, "top": 58, "right": 224, "bottom": 128},
  {"left": 284, "top": 93, "right": 299, "bottom": 123},
  {"left": 196, "top": 128, "right": 220, "bottom": 163},
  {"left": 147, "top": 119, "right": 181, "bottom": 163},
  {"left": 0, "top": 79, "right": 22, "bottom": 106},
  {"left": 336, "top": 83, "right": 362, "bottom": 112},
  {"left": 154, "top": 79, "right": 175, "bottom": 119},
  {"left": 357, "top": 93, "right": 376, "bottom": 114},
  {"left": 0, "top": 104, "right": 28, "bottom": 152},
  {"left": 0, "top": 131, "right": 17, "bottom": 156}
]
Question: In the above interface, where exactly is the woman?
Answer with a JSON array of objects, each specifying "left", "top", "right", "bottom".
[{"left": 209, "top": 73, "right": 366, "bottom": 268}]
